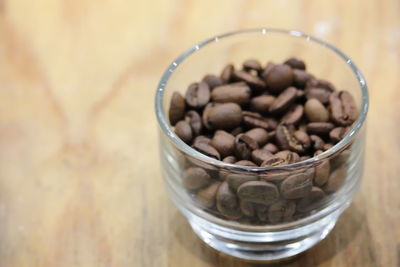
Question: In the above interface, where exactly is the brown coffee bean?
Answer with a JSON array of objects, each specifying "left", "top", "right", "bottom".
[
  {"left": 182, "top": 167, "right": 211, "bottom": 191},
  {"left": 222, "top": 156, "right": 237, "bottom": 164},
  {"left": 192, "top": 135, "right": 211, "bottom": 146},
  {"left": 263, "top": 143, "right": 279, "bottom": 154},
  {"left": 250, "top": 95, "right": 276, "bottom": 114},
  {"left": 260, "top": 155, "right": 287, "bottom": 167},
  {"left": 169, "top": 92, "right": 186, "bottom": 125},
  {"left": 196, "top": 182, "right": 221, "bottom": 208},
  {"left": 293, "top": 69, "right": 313, "bottom": 88},
  {"left": 310, "top": 135, "right": 325, "bottom": 151},
  {"left": 240, "top": 201, "right": 256, "bottom": 217},
  {"left": 185, "top": 82, "right": 211, "bottom": 108},
  {"left": 296, "top": 187, "right": 326, "bottom": 212},
  {"left": 259, "top": 169, "right": 290, "bottom": 183},
  {"left": 192, "top": 142, "right": 221, "bottom": 160},
  {"left": 280, "top": 173, "right": 312, "bottom": 199},
  {"left": 210, "top": 130, "right": 235, "bottom": 158},
  {"left": 204, "top": 103, "right": 243, "bottom": 131},
  {"left": 281, "top": 104, "right": 304, "bottom": 125},
  {"left": 211, "top": 82, "right": 251, "bottom": 105},
  {"left": 323, "top": 167, "right": 346, "bottom": 193},
  {"left": 268, "top": 200, "right": 296, "bottom": 223},
  {"left": 306, "top": 122, "right": 335, "bottom": 135},
  {"left": 221, "top": 64, "right": 235, "bottom": 83},
  {"left": 329, "top": 90, "right": 358, "bottom": 126},
  {"left": 276, "top": 124, "right": 310, "bottom": 153},
  {"left": 234, "top": 134, "right": 259, "bottom": 160},
  {"left": 314, "top": 159, "right": 331, "bottom": 186},
  {"left": 185, "top": 110, "right": 202, "bottom": 136},
  {"left": 275, "top": 150, "right": 300, "bottom": 164},
  {"left": 293, "top": 130, "right": 311, "bottom": 152},
  {"left": 216, "top": 181, "right": 242, "bottom": 219},
  {"left": 330, "top": 127, "right": 349, "bottom": 143},
  {"left": 256, "top": 204, "right": 269, "bottom": 222},
  {"left": 306, "top": 79, "right": 335, "bottom": 91},
  {"left": 226, "top": 172, "right": 258, "bottom": 190},
  {"left": 251, "top": 149, "right": 273, "bottom": 165},
  {"left": 175, "top": 120, "right": 193, "bottom": 143},
  {"left": 230, "top": 126, "right": 243, "bottom": 136},
  {"left": 305, "top": 87, "right": 331, "bottom": 104},
  {"left": 242, "top": 111, "right": 270, "bottom": 130},
  {"left": 284, "top": 57, "right": 306, "bottom": 70},
  {"left": 323, "top": 143, "right": 334, "bottom": 151},
  {"left": 263, "top": 64, "right": 294, "bottom": 94},
  {"left": 304, "top": 98, "right": 329, "bottom": 122},
  {"left": 245, "top": 128, "right": 269, "bottom": 146},
  {"left": 243, "top": 59, "right": 262, "bottom": 72},
  {"left": 269, "top": 87, "right": 298, "bottom": 114},
  {"left": 235, "top": 160, "right": 258, "bottom": 167},
  {"left": 202, "top": 74, "right": 223, "bottom": 89},
  {"left": 300, "top": 155, "right": 311, "bottom": 161},
  {"left": 265, "top": 118, "right": 278, "bottom": 130},
  {"left": 218, "top": 156, "right": 237, "bottom": 180},
  {"left": 233, "top": 70, "right": 266, "bottom": 92},
  {"left": 237, "top": 181, "right": 279, "bottom": 205},
  {"left": 262, "top": 62, "right": 275, "bottom": 76}
]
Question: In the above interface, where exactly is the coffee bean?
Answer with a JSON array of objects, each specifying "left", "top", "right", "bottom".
[
  {"left": 237, "top": 181, "right": 279, "bottom": 205},
  {"left": 269, "top": 87, "right": 298, "bottom": 114},
  {"left": 304, "top": 98, "right": 329, "bottom": 122},
  {"left": 251, "top": 149, "right": 273, "bottom": 165},
  {"left": 306, "top": 122, "right": 335, "bottom": 135},
  {"left": 293, "top": 69, "right": 313, "bottom": 88},
  {"left": 233, "top": 70, "right": 266, "bottom": 92},
  {"left": 240, "top": 200, "right": 256, "bottom": 217},
  {"left": 222, "top": 156, "right": 237, "bottom": 164},
  {"left": 305, "top": 87, "right": 331, "bottom": 104},
  {"left": 262, "top": 62, "right": 275, "bottom": 76},
  {"left": 221, "top": 64, "right": 235, "bottom": 83},
  {"left": 256, "top": 204, "right": 269, "bottom": 222},
  {"left": 265, "top": 117, "right": 278, "bottom": 130},
  {"left": 323, "top": 143, "right": 334, "bottom": 151},
  {"left": 243, "top": 59, "right": 262, "bottom": 72},
  {"left": 284, "top": 57, "right": 306, "bottom": 70},
  {"left": 281, "top": 104, "right": 304, "bottom": 125},
  {"left": 202, "top": 74, "right": 223, "bottom": 89},
  {"left": 235, "top": 160, "right": 258, "bottom": 167},
  {"left": 329, "top": 90, "right": 358, "bottom": 126},
  {"left": 245, "top": 128, "right": 269, "bottom": 146},
  {"left": 306, "top": 79, "right": 335, "bottom": 91},
  {"left": 185, "top": 110, "right": 202, "bottom": 136},
  {"left": 275, "top": 150, "right": 300, "bottom": 164},
  {"left": 310, "top": 135, "right": 325, "bottom": 151},
  {"left": 330, "top": 127, "right": 349, "bottom": 143},
  {"left": 216, "top": 182, "right": 242, "bottom": 219},
  {"left": 182, "top": 167, "right": 212, "bottom": 191},
  {"left": 169, "top": 91, "right": 186, "bottom": 125},
  {"left": 323, "top": 167, "right": 346, "bottom": 193},
  {"left": 192, "top": 142, "right": 221, "bottom": 160},
  {"left": 211, "top": 82, "right": 251, "bottom": 105},
  {"left": 276, "top": 124, "right": 310, "bottom": 153},
  {"left": 230, "top": 126, "right": 243, "bottom": 136},
  {"left": 268, "top": 200, "right": 296, "bottom": 223},
  {"left": 260, "top": 155, "right": 287, "bottom": 167},
  {"left": 196, "top": 182, "right": 221, "bottom": 208},
  {"left": 263, "top": 143, "right": 279, "bottom": 154},
  {"left": 192, "top": 135, "right": 211, "bottom": 146},
  {"left": 280, "top": 173, "right": 312, "bottom": 199},
  {"left": 204, "top": 103, "right": 243, "bottom": 130},
  {"left": 300, "top": 155, "right": 311, "bottom": 161},
  {"left": 218, "top": 156, "right": 237, "bottom": 180},
  {"left": 185, "top": 82, "right": 211, "bottom": 108},
  {"left": 314, "top": 159, "right": 331, "bottom": 186},
  {"left": 242, "top": 111, "right": 271, "bottom": 130},
  {"left": 175, "top": 120, "right": 193, "bottom": 144},
  {"left": 259, "top": 169, "right": 289, "bottom": 183},
  {"left": 234, "top": 134, "right": 259, "bottom": 160},
  {"left": 226, "top": 172, "right": 258, "bottom": 190},
  {"left": 263, "top": 64, "right": 294, "bottom": 94},
  {"left": 296, "top": 187, "right": 326, "bottom": 212},
  {"left": 250, "top": 95, "right": 276, "bottom": 114},
  {"left": 210, "top": 130, "right": 235, "bottom": 158}
]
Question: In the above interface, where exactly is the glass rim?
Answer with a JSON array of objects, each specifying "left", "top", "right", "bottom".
[{"left": 155, "top": 28, "right": 369, "bottom": 171}]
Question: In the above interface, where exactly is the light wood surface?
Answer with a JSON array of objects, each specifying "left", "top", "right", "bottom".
[{"left": 0, "top": 0, "right": 399, "bottom": 266}]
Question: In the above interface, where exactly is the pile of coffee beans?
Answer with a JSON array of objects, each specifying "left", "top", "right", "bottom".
[{"left": 168, "top": 57, "right": 358, "bottom": 224}]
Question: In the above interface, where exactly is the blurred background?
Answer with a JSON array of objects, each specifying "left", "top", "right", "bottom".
[{"left": 0, "top": 0, "right": 398, "bottom": 266}]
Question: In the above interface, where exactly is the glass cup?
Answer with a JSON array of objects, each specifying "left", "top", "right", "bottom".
[{"left": 155, "top": 29, "right": 368, "bottom": 261}]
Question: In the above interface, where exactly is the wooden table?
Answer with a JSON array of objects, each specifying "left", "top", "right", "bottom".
[{"left": 0, "top": 0, "right": 398, "bottom": 266}]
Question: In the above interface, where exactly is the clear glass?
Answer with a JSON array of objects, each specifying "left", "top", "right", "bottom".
[{"left": 155, "top": 29, "right": 368, "bottom": 261}]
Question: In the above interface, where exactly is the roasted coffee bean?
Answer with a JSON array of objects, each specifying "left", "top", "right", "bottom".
[
  {"left": 175, "top": 120, "right": 193, "bottom": 144},
  {"left": 216, "top": 182, "right": 242, "bottom": 219},
  {"left": 293, "top": 69, "right": 313, "bottom": 88},
  {"left": 250, "top": 95, "right": 276, "bottom": 114},
  {"left": 242, "top": 111, "right": 270, "bottom": 130},
  {"left": 265, "top": 118, "right": 278, "bottom": 130},
  {"left": 314, "top": 159, "right": 331, "bottom": 186},
  {"left": 237, "top": 181, "right": 279, "bottom": 205},
  {"left": 245, "top": 128, "right": 269, "bottom": 146},
  {"left": 169, "top": 92, "right": 186, "bottom": 125},
  {"left": 275, "top": 150, "right": 300, "bottom": 164},
  {"left": 281, "top": 104, "right": 304, "bottom": 125},
  {"left": 310, "top": 135, "right": 325, "bottom": 151},
  {"left": 204, "top": 103, "right": 243, "bottom": 130},
  {"left": 300, "top": 155, "right": 311, "bottom": 161},
  {"left": 262, "top": 62, "right": 275, "bottom": 77},
  {"left": 235, "top": 160, "right": 258, "bottom": 167},
  {"left": 251, "top": 149, "right": 273, "bottom": 165},
  {"left": 233, "top": 70, "right": 266, "bottom": 92},
  {"left": 330, "top": 127, "right": 348, "bottom": 143},
  {"left": 222, "top": 156, "right": 237, "bottom": 164},
  {"left": 329, "top": 90, "right": 358, "bottom": 126},
  {"left": 263, "top": 64, "right": 294, "bottom": 94},
  {"left": 243, "top": 59, "right": 262, "bottom": 72},
  {"left": 304, "top": 98, "right": 329, "bottom": 122},
  {"left": 306, "top": 122, "right": 335, "bottom": 135},
  {"left": 324, "top": 167, "right": 346, "bottom": 193},
  {"left": 284, "top": 57, "right": 306, "bottom": 70},
  {"left": 226, "top": 172, "right": 258, "bottom": 190},
  {"left": 220, "top": 64, "right": 235, "bottom": 83},
  {"left": 210, "top": 130, "right": 235, "bottom": 158},
  {"left": 263, "top": 143, "right": 279, "bottom": 154},
  {"left": 306, "top": 79, "right": 335, "bottom": 91},
  {"left": 234, "top": 134, "right": 259, "bottom": 160},
  {"left": 305, "top": 87, "right": 331, "bottom": 104},
  {"left": 185, "top": 82, "right": 210, "bottom": 108},
  {"left": 185, "top": 110, "right": 202, "bottom": 135},
  {"left": 196, "top": 182, "right": 221, "bottom": 208},
  {"left": 182, "top": 167, "right": 211, "bottom": 191},
  {"left": 323, "top": 143, "right": 334, "bottom": 151},
  {"left": 260, "top": 155, "right": 287, "bottom": 167},
  {"left": 218, "top": 156, "right": 237, "bottom": 180},
  {"left": 192, "top": 142, "right": 221, "bottom": 160},
  {"left": 202, "top": 74, "right": 223, "bottom": 89},
  {"left": 296, "top": 187, "right": 326, "bottom": 212},
  {"left": 268, "top": 200, "right": 296, "bottom": 223},
  {"left": 256, "top": 204, "right": 269, "bottom": 222},
  {"left": 211, "top": 82, "right": 251, "bottom": 105},
  {"left": 269, "top": 87, "right": 298, "bottom": 114},
  {"left": 192, "top": 135, "right": 211, "bottom": 146},
  {"left": 276, "top": 124, "right": 310, "bottom": 153},
  {"left": 280, "top": 173, "right": 313, "bottom": 199},
  {"left": 259, "top": 169, "right": 289, "bottom": 183},
  {"left": 240, "top": 200, "right": 256, "bottom": 217},
  {"left": 230, "top": 126, "right": 243, "bottom": 136}
]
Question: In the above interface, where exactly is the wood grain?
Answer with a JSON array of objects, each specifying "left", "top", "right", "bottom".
[{"left": 0, "top": 0, "right": 398, "bottom": 266}]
